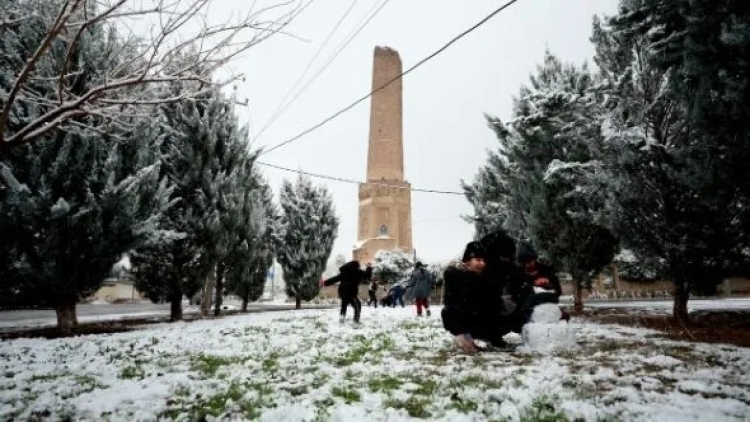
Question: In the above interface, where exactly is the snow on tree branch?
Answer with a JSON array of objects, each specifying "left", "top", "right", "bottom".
[{"left": 0, "top": 0, "right": 306, "bottom": 152}]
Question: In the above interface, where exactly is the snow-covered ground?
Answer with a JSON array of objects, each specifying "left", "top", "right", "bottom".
[{"left": 1, "top": 307, "right": 749, "bottom": 421}]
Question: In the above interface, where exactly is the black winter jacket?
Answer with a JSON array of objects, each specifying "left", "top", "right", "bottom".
[
  {"left": 324, "top": 261, "right": 371, "bottom": 298},
  {"left": 441, "top": 262, "right": 487, "bottom": 336}
]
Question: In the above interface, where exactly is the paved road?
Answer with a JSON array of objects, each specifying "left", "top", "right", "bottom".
[
  {"left": 0, "top": 301, "right": 335, "bottom": 332},
  {"left": 578, "top": 297, "right": 750, "bottom": 312}
]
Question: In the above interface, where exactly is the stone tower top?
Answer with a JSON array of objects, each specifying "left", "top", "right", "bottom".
[{"left": 366, "top": 46, "right": 404, "bottom": 182}]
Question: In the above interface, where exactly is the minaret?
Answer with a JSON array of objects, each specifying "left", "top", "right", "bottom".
[
  {"left": 366, "top": 46, "right": 403, "bottom": 182},
  {"left": 353, "top": 46, "right": 413, "bottom": 264}
]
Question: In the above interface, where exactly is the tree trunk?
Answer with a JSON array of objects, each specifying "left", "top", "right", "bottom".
[
  {"left": 574, "top": 279, "right": 584, "bottom": 314},
  {"left": 55, "top": 298, "right": 78, "bottom": 334},
  {"left": 213, "top": 264, "right": 225, "bottom": 317},
  {"left": 295, "top": 295, "right": 301, "bottom": 310},
  {"left": 170, "top": 294, "right": 183, "bottom": 321},
  {"left": 201, "top": 270, "right": 215, "bottom": 316},
  {"left": 241, "top": 292, "right": 249, "bottom": 312},
  {"left": 673, "top": 280, "right": 690, "bottom": 322}
]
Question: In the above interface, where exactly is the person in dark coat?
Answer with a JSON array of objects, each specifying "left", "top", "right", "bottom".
[
  {"left": 367, "top": 279, "right": 379, "bottom": 307},
  {"left": 387, "top": 282, "right": 406, "bottom": 307},
  {"left": 514, "top": 242, "right": 564, "bottom": 327},
  {"left": 321, "top": 261, "right": 372, "bottom": 323},
  {"left": 479, "top": 229, "right": 525, "bottom": 319},
  {"left": 406, "top": 262, "right": 434, "bottom": 317},
  {"left": 441, "top": 242, "right": 510, "bottom": 352}
]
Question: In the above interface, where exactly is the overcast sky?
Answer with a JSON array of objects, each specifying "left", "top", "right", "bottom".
[{"left": 217, "top": 0, "right": 620, "bottom": 262}]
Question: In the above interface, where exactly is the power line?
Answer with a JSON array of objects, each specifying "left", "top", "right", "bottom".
[
  {"left": 257, "top": 161, "right": 464, "bottom": 195},
  {"left": 253, "top": 0, "right": 361, "bottom": 141},
  {"left": 255, "top": 0, "right": 390, "bottom": 143},
  {"left": 259, "top": 0, "right": 521, "bottom": 156}
]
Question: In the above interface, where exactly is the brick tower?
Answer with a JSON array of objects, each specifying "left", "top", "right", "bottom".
[{"left": 353, "top": 46, "right": 413, "bottom": 264}]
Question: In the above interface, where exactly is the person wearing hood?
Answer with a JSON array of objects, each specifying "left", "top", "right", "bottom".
[
  {"left": 479, "top": 229, "right": 525, "bottom": 318},
  {"left": 406, "top": 261, "right": 434, "bottom": 317},
  {"left": 514, "top": 241, "right": 564, "bottom": 326},
  {"left": 441, "top": 241, "right": 510, "bottom": 353},
  {"left": 321, "top": 260, "right": 372, "bottom": 324}
]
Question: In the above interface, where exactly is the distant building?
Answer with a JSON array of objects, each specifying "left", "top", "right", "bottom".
[
  {"left": 89, "top": 255, "right": 143, "bottom": 303},
  {"left": 353, "top": 46, "right": 413, "bottom": 264}
]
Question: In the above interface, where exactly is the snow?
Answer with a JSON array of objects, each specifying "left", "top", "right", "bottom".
[
  {"left": 1, "top": 307, "right": 749, "bottom": 421},
  {"left": 521, "top": 304, "right": 577, "bottom": 353}
]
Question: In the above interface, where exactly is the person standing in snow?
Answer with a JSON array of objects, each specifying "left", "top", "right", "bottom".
[
  {"left": 367, "top": 279, "right": 379, "bottom": 307},
  {"left": 321, "top": 261, "right": 372, "bottom": 323},
  {"left": 443, "top": 241, "right": 525, "bottom": 352},
  {"left": 406, "top": 262, "right": 434, "bottom": 317}
]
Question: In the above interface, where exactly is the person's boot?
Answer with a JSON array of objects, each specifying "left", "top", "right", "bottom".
[
  {"left": 339, "top": 315, "right": 345, "bottom": 324},
  {"left": 426, "top": 309, "right": 431, "bottom": 317}
]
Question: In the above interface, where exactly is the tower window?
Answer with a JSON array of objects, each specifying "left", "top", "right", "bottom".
[{"left": 379, "top": 225, "right": 388, "bottom": 236}]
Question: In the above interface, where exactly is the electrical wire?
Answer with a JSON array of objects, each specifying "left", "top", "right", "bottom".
[
  {"left": 257, "top": 161, "right": 464, "bottom": 195},
  {"left": 253, "top": 0, "right": 361, "bottom": 141},
  {"left": 254, "top": 0, "right": 390, "bottom": 142},
  {"left": 259, "top": 0, "right": 521, "bottom": 156}
]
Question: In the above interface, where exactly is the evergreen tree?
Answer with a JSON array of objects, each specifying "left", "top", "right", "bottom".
[
  {"left": 130, "top": 87, "right": 250, "bottom": 320},
  {"left": 276, "top": 175, "right": 338, "bottom": 309},
  {"left": 0, "top": 121, "right": 175, "bottom": 331},
  {"left": 372, "top": 249, "right": 415, "bottom": 284},
  {"left": 0, "top": 2, "right": 175, "bottom": 330},
  {"left": 465, "top": 52, "right": 618, "bottom": 310},
  {"left": 592, "top": 3, "right": 744, "bottom": 320},
  {"left": 225, "top": 179, "right": 280, "bottom": 312}
]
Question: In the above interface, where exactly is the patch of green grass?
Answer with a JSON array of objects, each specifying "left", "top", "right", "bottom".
[
  {"left": 314, "top": 397, "right": 335, "bottom": 422},
  {"left": 413, "top": 378, "right": 438, "bottom": 396},
  {"left": 520, "top": 398, "right": 569, "bottom": 422},
  {"left": 190, "top": 354, "right": 241, "bottom": 377},
  {"left": 428, "top": 347, "right": 454, "bottom": 365},
  {"left": 385, "top": 396, "right": 431, "bottom": 418},
  {"left": 368, "top": 375, "right": 403, "bottom": 393},
  {"left": 448, "top": 395, "right": 479, "bottom": 413},
  {"left": 29, "top": 373, "right": 66, "bottom": 382},
  {"left": 331, "top": 385, "right": 361, "bottom": 403},
  {"left": 262, "top": 352, "right": 280, "bottom": 372},
  {"left": 311, "top": 373, "right": 330, "bottom": 389},
  {"left": 458, "top": 374, "right": 504, "bottom": 390},
  {"left": 59, "top": 375, "right": 106, "bottom": 399},
  {"left": 162, "top": 381, "right": 272, "bottom": 420},
  {"left": 399, "top": 320, "right": 422, "bottom": 330},
  {"left": 333, "top": 335, "right": 381, "bottom": 367},
  {"left": 281, "top": 385, "right": 308, "bottom": 396},
  {"left": 119, "top": 365, "right": 145, "bottom": 380}
]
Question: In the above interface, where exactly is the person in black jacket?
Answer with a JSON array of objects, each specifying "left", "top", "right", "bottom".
[
  {"left": 479, "top": 230, "right": 524, "bottom": 319},
  {"left": 442, "top": 241, "right": 511, "bottom": 352},
  {"left": 321, "top": 261, "right": 372, "bottom": 324},
  {"left": 514, "top": 242, "right": 564, "bottom": 327}
]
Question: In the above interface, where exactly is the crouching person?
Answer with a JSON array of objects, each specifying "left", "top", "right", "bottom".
[{"left": 441, "top": 241, "right": 509, "bottom": 353}]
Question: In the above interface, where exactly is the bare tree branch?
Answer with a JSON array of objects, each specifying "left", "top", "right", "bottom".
[{"left": 1, "top": 0, "right": 304, "bottom": 152}]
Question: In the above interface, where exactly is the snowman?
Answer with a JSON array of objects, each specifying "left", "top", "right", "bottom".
[{"left": 521, "top": 286, "right": 577, "bottom": 352}]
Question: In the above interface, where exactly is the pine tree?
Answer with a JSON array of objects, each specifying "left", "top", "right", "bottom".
[
  {"left": 130, "top": 87, "right": 251, "bottom": 320},
  {"left": 225, "top": 178, "right": 279, "bottom": 312},
  {"left": 276, "top": 175, "right": 338, "bottom": 309},
  {"left": 465, "top": 52, "right": 618, "bottom": 311},
  {"left": 0, "top": 2, "right": 175, "bottom": 330},
  {"left": 0, "top": 121, "right": 175, "bottom": 331},
  {"left": 592, "top": 2, "right": 745, "bottom": 320}
]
